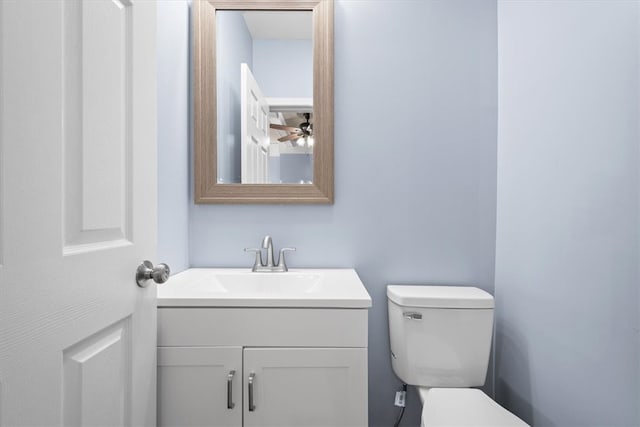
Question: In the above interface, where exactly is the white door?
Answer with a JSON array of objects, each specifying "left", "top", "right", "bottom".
[
  {"left": 158, "top": 347, "right": 242, "bottom": 427},
  {"left": 0, "top": 1, "right": 158, "bottom": 426},
  {"left": 241, "top": 63, "right": 270, "bottom": 184},
  {"left": 243, "top": 348, "right": 368, "bottom": 427}
]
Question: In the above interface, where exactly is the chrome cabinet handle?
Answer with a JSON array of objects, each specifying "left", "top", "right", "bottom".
[
  {"left": 136, "top": 260, "right": 170, "bottom": 287},
  {"left": 403, "top": 312, "right": 422, "bottom": 320},
  {"left": 248, "top": 373, "right": 256, "bottom": 412},
  {"left": 227, "top": 370, "right": 235, "bottom": 409}
]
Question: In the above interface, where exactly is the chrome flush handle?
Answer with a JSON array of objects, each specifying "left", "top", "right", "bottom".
[{"left": 403, "top": 312, "right": 422, "bottom": 320}]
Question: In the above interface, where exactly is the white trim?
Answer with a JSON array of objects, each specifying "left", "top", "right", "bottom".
[{"left": 267, "top": 97, "right": 312, "bottom": 112}]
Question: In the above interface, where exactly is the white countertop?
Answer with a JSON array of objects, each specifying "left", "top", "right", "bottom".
[{"left": 157, "top": 268, "right": 372, "bottom": 308}]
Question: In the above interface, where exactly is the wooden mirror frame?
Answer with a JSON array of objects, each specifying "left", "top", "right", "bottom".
[{"left": 193, "top": 0, "right": 334, "bottom": 204}]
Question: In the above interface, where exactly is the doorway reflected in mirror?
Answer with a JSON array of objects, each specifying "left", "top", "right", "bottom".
[{"left": 269, "top": 111, "right": 314, "bottom": 184}]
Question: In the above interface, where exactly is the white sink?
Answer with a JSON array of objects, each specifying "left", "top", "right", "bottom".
[
  {"left": 214, "top": 272, "right": 322, "bottom": 294},
  {"left": 157, "top": 268, "right": 372, "bottom": 308}
]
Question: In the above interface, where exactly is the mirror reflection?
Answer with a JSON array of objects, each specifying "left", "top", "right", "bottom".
[{"left": 216, "top": 10, "right": 314, "bottom": 184}]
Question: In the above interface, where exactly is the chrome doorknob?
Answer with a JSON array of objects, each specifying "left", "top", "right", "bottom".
[{"left": 136, "top": 260, "right": 170, "bottom": 287}]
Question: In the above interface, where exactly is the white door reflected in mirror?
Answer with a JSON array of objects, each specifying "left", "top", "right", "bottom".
[{"left": 216, "top": 10, "right": 314, "bottom": 185}]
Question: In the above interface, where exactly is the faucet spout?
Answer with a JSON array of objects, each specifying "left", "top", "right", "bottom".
[{"left": 261, "top": 235, "right": 275, "bottom": 266}]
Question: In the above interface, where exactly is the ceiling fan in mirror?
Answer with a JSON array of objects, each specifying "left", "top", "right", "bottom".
[{"left": 270, "top": 112, "right": 313, "bottom": 145}]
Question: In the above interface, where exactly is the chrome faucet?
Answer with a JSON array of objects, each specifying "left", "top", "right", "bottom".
[
  {"left": 245, "top": 235, "right": 296, "bottom": 272},
  {"left": 262, "top": 236, "right": 275, "bottom": 267}
]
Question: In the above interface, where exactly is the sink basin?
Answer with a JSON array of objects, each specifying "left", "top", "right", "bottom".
[
  {"left": 157, "top": 268, "right": 371, "bottom": 308},
  {"left": 214, "top": 272, "right": 322, "bottom": 294}
]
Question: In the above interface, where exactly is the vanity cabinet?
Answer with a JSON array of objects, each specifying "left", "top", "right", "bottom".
[
  {"left": 158, "top": 347, "right": 242, "bottom": 427},
  {"left": 157, "top": 308, "right": 369, "bottom": 427},
  {"left": 243, "top": 348, "right": 367, "bottom": 427}
]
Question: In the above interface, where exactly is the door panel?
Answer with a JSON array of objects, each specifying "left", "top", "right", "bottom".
[
  {"left": 243, "top": 348, "right": 368, "bottom": 427},
  {"left": 158, "top": 347, "right": 242, "bottom": 427},
  {"left": 241, "top": 63, "right": 270, "bottom": 183},
  {"left": 63, "top": 318, "right": 132, "bottom": 427},
  {"left": 0, "top": 1, "right": 157, "bottom": 425},
  {"left": 63, "top": 0, "right": 134, "bottom": 251}
]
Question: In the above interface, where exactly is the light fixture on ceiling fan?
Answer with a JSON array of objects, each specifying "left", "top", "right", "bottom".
[{"left": 270, "top": 112, "right": 313, "bottom": 145}]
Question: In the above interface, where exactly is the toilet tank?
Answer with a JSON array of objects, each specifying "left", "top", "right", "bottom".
[{"left": 387, "top": 285, "right": 494, "bottom": 388}]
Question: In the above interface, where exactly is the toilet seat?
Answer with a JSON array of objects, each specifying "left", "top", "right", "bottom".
[{"left": 419, "top": 388, "right": 529, "bottom": 427}]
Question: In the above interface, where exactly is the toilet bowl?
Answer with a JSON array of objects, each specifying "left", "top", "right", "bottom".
[
  {"left": 418, "top": 388, "right": 527, "bottom": 427},
  {"left": 387, "top": 285, "right": 529, "bottom": 427}
]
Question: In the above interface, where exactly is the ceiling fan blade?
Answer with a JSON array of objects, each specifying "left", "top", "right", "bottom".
[
  {"left": 278, "top": 134, "right": 302, "bottom": 142},
  {"left": 270, "top": 124, "right": 300, "bottom": 132}
]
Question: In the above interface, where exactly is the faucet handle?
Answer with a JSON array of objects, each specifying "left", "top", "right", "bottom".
[
  {"left": 277, "top": 247, "right": 296, "bottom": 271},
  {"left": 244, "top": 247, "right": 263, "bottom": 271}
]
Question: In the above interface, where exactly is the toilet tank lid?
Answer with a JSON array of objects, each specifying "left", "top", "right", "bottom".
[{"left": 387, "top": 285, "right": 494, "bottom": 309}]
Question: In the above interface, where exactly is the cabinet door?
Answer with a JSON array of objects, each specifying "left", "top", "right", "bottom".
[
  {"left": 243, "top": 348, "right": 368, "bottom": 427},
  {"left": 158, "top": 347, "right": 242, "bottom": 427}
]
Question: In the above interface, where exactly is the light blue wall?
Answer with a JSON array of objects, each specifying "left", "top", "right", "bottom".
[
  {"left": 158, "top": 2, "right": 640, "bottom": 426},
  {"left": 157, "top": 0, "right": 189, "bottom": 274},
  {"left": 280, "top": 153, "right": 313, "bottom": 183},
  {"left": 216, "top": 11, "right": 253, "bottom": 183},
  {"left": 190, "top": 1, "right": 498, "bottom": 425},
  {"left": 268, "top": 154, "right": 281, "bottom": 184},
  {"left": 253, "top": 39, "right": 313, "bottom": 98},
  {"left": 495, "top": 1, "right": 640, "bottom": 425}
]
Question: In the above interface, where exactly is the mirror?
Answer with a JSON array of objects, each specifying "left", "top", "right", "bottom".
[
  {"left": 216, "top": 10, "right": 313, "bottom": 185},
  {"left": 194, "top": 0, "right": 334, "bottom": 204}
]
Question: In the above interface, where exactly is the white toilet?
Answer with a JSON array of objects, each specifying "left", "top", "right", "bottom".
[{"left": 387, "top": 285, "right": 529, "bottom": 427}]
